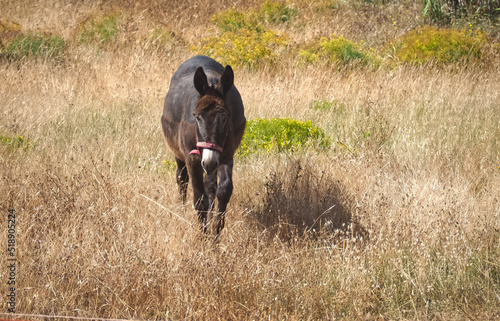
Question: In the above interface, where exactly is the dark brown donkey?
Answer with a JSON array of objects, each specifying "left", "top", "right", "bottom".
[{"left": 161, "top": 56, "right": 246, "bottom": 235}]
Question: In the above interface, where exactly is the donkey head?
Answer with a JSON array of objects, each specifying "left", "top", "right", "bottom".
[{"left": 192, "top": 65, "right": 234, "bottom": 174}]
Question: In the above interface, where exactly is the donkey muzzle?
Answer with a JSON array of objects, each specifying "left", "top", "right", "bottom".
[{"left": 201, "top": 149, "right": 220, "bottom": 174}]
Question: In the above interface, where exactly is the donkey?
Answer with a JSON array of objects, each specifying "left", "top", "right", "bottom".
[{"left": 161, "top": 55, "right": 246, "bottom": 235}]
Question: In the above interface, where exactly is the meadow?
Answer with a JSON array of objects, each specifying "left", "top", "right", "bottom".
[{"left": 1, "top": 0, "right": 499, "bottom": 319}]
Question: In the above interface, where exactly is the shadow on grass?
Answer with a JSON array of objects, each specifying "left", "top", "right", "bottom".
[{"left": 245, "top": 157, "right": 368, "bottom": 242}]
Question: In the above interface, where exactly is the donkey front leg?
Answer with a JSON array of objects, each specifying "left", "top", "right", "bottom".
[
  {"left": 187, "top": 155, "right": 210, "bottom": 232},
  {"left": 210, "top": 161, "right": 233, "bottom": 235},
  {"left": 204, "top": 172, "right": 217, "bottom": 211}
]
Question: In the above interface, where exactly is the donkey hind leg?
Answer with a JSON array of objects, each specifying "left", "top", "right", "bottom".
[
  {"left": 175, "top": 158, "right": 189, "bottom": 204},
  {"left": 212, "top": 162, "right": 233, "bottom": 235}
]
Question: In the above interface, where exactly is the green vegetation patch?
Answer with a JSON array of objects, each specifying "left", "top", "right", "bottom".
[
  {"left": 0, "top": 134, "right": 31, "bottom": 151},
  {"left": 77, "top": 13, "right": 119, "bottom": 46},
  {"left": 0, "top": 19, "right": 22, "bottom": 47},
  {"left": 299, "top": 35, "right": 380, "bottom": 67},
  {"left": 211, "top": 7, "right": 258, "bottom": 33},
  {"left": 148, "top": 26, "right": 177, "bottom": 50},
  {"left": 259, "top": 1, "right": 298, "bottom": 24},
  {"left": 422, "top": 0, "right": 500, "bottom": 23},
  {"left": 196, "top": 28, "right": 288, "bottom": 69},
  {"left": 212, "top": 1, "right": 297, "bottom": 30},
  {"left": 238, "top": 118, "right": 330, "bottom": 156},
  {"left": 310, "top": 99, "right": 347, "bottom": 113},
  {"left": 391, "top": 26, "right": 489, "bottom": 65},
  {"left": 3, "top": 33, "right": 66, "bottom": 60},
  {"left": 195, "top": 2, "right": 291, "bottom": 69}
]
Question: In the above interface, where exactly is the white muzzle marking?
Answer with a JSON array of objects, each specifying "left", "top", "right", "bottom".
[{"left": 201, "top": 149, "right": 220, "bottom": 174}]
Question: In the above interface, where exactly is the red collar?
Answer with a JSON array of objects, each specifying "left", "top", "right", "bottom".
[{"left": 190, "top": 141, "right": 223, "bottom": 156}]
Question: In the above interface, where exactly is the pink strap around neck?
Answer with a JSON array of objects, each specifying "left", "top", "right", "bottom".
[
  {"left": 196, "top": 142, "right": 224, "bottom": 153},
  {"left": 189, "top": 141, "right": 223, "bottom": 157}
]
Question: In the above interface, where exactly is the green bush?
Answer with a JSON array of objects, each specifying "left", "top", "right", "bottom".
[
  {"left": 146, "top": 26, "right": 181, "bottom": 52},
  {"left": 196, "top": 28, "right": 288, "bottom": 69},
  {"left": 195, "top": 2, "right": 292, "bottom": 69},
  {"left": 211, "top": 8, "right": 258, "bottom": 33},
  {"left": 298, "top": 35, "right": 380, "bottom": 67},
  {"left": 310, "top": 100, "right": 335, "bottom": 112},
  {"left": 422, "top": 0, "right": 500, "bottom": 23},
  {"left": 422, "top": 0, "right": 448, "bottom": 23},
  {"left": 391, "top": 26, "right": 488, "bottom": 64},
  {"left": 159, "top": 159, "right": 176, "bottom": 175},
  {"left": 238, "top": 118, "right": 330, "bottom": 156},
  {"left": 211, "top": 1, "right": 297, "bottom": 30},
  {"left": 149, "top": 27, "right": 172, "bottom": 46},
  {"left": 77, "top": 14, "right": 119, "bottom": 45},
  {"left": 259, "top": 1, "right": 297, "bottom": 24},
  {"left": 310, "top": 99, "right": 347, "bottom": 113},
  {"left": 0, "top": 134, "right": 31, "bottom": 151},
  {"left": 0, "top": 20, "right": 65, "bottom": 61},
  {"left": 4, "top": 33, "right": 66, "bottom": 60},
  {"left": 0, "top": 19, "right": 22, "bottom": 47}
]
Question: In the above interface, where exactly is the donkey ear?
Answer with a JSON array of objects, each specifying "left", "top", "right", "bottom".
[
  {"left": 219, "top": 65, "right": 234, "bottom": 96},
  {"left": 194, "top": 67, "right": 208, "bottom": 96}
]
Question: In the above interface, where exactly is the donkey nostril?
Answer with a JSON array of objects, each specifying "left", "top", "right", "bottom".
[{"left": 201, "top": 159, "right": 218, "bottom": 174}]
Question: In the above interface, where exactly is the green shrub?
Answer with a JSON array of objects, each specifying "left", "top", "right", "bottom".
[
  {"left": 211, "top": 8, "right": 259, "bottom": 33},
  {"left": 77, "top": 14, "right": 119, "bottom": 45},
  {"left": 422, "top": 0, "right": 500, "bottom": 23},
  {"left": 212, "top": 1, "right": 297, "bottom": 30},
  {"left": 149, "top": 27, "right": 172, "bottom": 46},
  {"left": 4, "top": 33, "right": 66, "bottom": 60},
  {"left": 391, "top": 26, "right": 488, "bottom": 65},
  {"left": 196, "top": 3, "right": 292, "bottom": 69},
  {"left": 310, "top": 99, "right": 347, "bottom": 113},
  {"left": 310, "top": 100, "right": 335, "bottom": 112},
  {"left": 422, "top": 0, "right": 447, "bottom": 23},
  {"left": 0, "top": 134, "right": 31, "bottom": 151},
  {"left": 299, "top": 35, "right": 380, "bottom": 67},
  {"left": 159, "top": 159, "right": 176, "bottom": 175},
  {"left": 238, "top": 118, "right": 330, "bottom": 156},
  {"left": 196, "top": 28, "right": 288, "bottom": 69},
  {"left": 147, "top": 26, "right": 182, "bottom": 52},
  {"left": 259, "top": 1, "right": 297, "bottom": 23},
  {"left": 0, "top": 19, "right": 22, "bottom": 46}
]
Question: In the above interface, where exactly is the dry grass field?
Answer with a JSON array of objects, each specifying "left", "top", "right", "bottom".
[{"left": 1, "top": 0, "right": 499, "bottom": 320}]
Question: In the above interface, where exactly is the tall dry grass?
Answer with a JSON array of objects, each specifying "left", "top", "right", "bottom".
[{"left": 1, "top": 0, "right": 499, "bottom": 320}]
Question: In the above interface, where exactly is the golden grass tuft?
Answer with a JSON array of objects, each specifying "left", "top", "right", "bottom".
[{"left": 1, "top": 0, "right": 499, "bottom": 319}]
